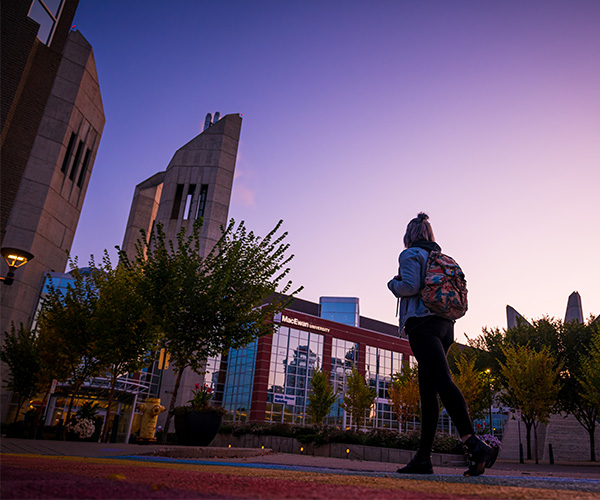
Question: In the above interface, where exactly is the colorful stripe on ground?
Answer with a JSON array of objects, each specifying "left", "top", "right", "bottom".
[{"left": 1, "top": 453, "right": 598, "bottom": 500}]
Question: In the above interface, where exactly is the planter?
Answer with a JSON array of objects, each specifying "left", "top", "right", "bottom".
[{"left": 174, "top": 411, "right": 223, "bottom": 446}]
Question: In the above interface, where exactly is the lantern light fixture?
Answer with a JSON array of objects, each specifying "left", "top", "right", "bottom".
[{"left": 1, "top": 247, "right": 34, "bottom": 285}]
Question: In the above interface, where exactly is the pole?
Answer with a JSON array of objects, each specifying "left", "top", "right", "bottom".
[
  {"left": 518, "top": 416, "right": 524, "bottom": 464},
  {"left": 486, "top": 369, "right": 493, "bottom": 436}
]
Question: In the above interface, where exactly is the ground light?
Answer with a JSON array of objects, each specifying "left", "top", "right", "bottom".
[{"left": 1, "top": 247, "right": 34, "bottom": 285}]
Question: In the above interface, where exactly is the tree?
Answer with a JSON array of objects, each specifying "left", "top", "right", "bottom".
[
  {"left": 36, "top": 265, "right": 103, "bottom": 422},
  {"left": 469, "top": 314, "right": 599, "bottom": 461},
  {"left": 577, "top": 330, "right": 600, "bottom": 461},
  {"left": 91, "top": 252, "right": 158, "bottom": 442},
  {"left": 133, "top": 218, "right": 301, "bottom": 440},
  {"left": 466, "top": 326, "right": 507, "bottom": 375},
  {"left": 0, "top": 324, "right": 41, "bottom": 422},
  {"left": 306, "top": 369, "right": 338, "bottom": 426},
  {"left": 451, "top": 353, "right": 489, "bottom": 423},
  {"left": 499, "top": 344, "right": 562, "bottom": 464},
  {"left": 387, "top": 365, "right": 420, "bottom": 432},
  {"left": 341, "top": 367, "right": 376, "bottom": 430}
]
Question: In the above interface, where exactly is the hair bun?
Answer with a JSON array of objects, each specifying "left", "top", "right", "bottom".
[{"left": 417, "top": 212, "right": 429, "bottom": 221}]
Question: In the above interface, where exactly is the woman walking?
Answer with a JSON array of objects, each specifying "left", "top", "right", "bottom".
[{"left": 388, "top": 212, "right": 497, "bottom": 477}]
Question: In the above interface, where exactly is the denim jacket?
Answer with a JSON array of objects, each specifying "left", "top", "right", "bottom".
[{"left": 387, "top": 244, "right": 438, "bottom": 331}]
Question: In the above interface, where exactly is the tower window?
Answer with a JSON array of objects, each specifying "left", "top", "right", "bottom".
[
  {"left": 171, "top": 184, "right": 185, "bottom": 220},
  {"left": 69, "top": 140, "right": 84, "bottom": 181},
  {"left": 195, "top": 184, "right": 209, "bottom": 219},
  {"left": 77, "top": 148, "right": 91, "bottom": 187},
  {"left": 60, "top": 133, "right": 76, "bottom": 173},
  {"left": 182, "top": 185, "right": 196, "bottom": 220}
]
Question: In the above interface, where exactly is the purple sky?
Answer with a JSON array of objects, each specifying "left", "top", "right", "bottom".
[{"left": 70, "top": 0, "right": 600, "bottom": 344}]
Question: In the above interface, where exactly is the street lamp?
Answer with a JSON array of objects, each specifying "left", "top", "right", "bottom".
[
  {"left": 485, "top": 368, "right": 493, "bottom": 436},
  {"left": 1, "top": 247, "right": 34, "bottom": 285}
]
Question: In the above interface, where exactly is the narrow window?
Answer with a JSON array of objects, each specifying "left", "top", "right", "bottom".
[
  {"left": 77, "top": 148, "right": 91, "bottom": 187},
  {"left": 195, "top": 184, "right": 209, "bottom": 219},
  {"left": 182, "top": 184, "right": 196, "bottom": 220},
  {"left": 170, "top": 184, "right": 185, "bottom": 220},
  {"left": 60, "top": 133, "right": 76, "bottom": 173},
  {"left": 69, "top": 140, "right": 84, "bottom": 181}
]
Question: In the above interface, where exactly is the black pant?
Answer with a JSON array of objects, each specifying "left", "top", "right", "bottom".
[{"left": 406, "top": 315, "right": 474, "bottom": 457}]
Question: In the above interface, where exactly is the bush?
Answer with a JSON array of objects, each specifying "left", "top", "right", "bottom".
[{"left": 218, "top": 422, "right": 463, "bottom": 454}]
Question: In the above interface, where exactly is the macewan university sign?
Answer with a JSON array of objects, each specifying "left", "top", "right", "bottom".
[{"left": 280, "top": 314, "right": 331, "bottom": 333}]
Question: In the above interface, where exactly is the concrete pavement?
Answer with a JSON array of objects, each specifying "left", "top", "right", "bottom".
[{"left": 2, "top": 438, "right": 599, "bottom": 499}]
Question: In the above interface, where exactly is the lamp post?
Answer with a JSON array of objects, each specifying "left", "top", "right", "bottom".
[
  {"left": 1, "top": 247, "right": 34, "bottom": 285},
  {"left": 485, "top": 368, "right": 493, "bottom": 436}
]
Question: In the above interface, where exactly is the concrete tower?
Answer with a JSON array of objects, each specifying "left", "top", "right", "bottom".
[
  {"left": 121, "top": 113, "right": 242, "bottom": 412},
  {"left": 564, "top": 291, "right": 584, "bottom": 324},
  {"left": 506, "top": 305, "right": 530, "bottom": 329},
  {"left": 121, "top": 113, "right": 242, "bottom": 260}
]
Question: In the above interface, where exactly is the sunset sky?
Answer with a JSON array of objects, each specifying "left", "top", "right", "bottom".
[{"left": 70, "top": 0, "right": 600, "bottom": 344}]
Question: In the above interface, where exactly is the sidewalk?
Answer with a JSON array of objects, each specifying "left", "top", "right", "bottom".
[
  {"left": 2, "top": 438, "right": 598, "bottom": 478},
  {"left": 2, "top": 438, "right": 600, "bottom": 499}
]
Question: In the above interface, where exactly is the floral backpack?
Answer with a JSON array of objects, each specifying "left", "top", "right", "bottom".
[{"left": 420, "top": 250, "right": 468, "bottom": 320}]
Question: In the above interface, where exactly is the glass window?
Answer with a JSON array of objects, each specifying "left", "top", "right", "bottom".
[
  {"left": 195, "top": 184, "right": 209, "bottom": 219},
  {"left": 28, "top": 0, "right": 54, "bottom": 44},
  {"left": 43, "top": 0, "right": 63, "bottom": 16},
  {"left": 319, "top": 298, "right": 359, "bottom": 327},
  {"left": 364, "top": 345, "right": 404, "bottom": 430},
  {"left": 266, "top": 325, "right": 323, "bottom": 425},
  {"left": 219, "top": 341, "right": 257, "bottom": 422}
]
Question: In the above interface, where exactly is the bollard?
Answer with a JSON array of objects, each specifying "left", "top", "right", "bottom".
[
  {"left": 519, "top": 442, "right": 524, "bottom": 464},
  {"left": 549, "top": 443, "right": 554, "bottom": 465}
]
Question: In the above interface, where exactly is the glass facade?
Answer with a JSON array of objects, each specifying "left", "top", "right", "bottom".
[
  {"left": 266, "top": 326, "right": 324, "bottom": 424},
  {"left": 326, "top": 337, "right": 359, "bottom": 427},
  {"left": 365, "top": 346, "right": 404, "bottom": 429},
  {"left": 319, "top": 297, "right": 359, "bottom": 327},
  {"left": 221, "top": 341, "right": 258, "bottom": 422}
]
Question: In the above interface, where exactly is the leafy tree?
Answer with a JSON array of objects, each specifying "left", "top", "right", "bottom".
[
  {"left": 387, "top": 365, "right": 420, "bottom": 432},
  {"left": 576, "top": 328, "right": 600, "bottom": 461},
  {"left": 36, "top": 265, "right": 103, "bottom": 422},
  {"left": 580, "top": 331, "right": 600, "bottom": 410},
  {"left": 499, "top": 344, "right": 562, "bottom": 464},
  {"left": 0, "top": 324, "right": 41, "bottom": 422},
  {"left": 451, "top": 353, "right": 489, "bottom": 422},
  {"left": 466, "top": 326, "right": 507, "bottom": 375},
  {"left": 341, "top": 367, "right": 376, "bottom": 430},
  {"left": 306, "top": 369, "right": 338, "bottom": 426},
  {"left": 91, "top": 252, "right": 158, "bottom": 442},
  {"left": 469, "top": 314, "right": 600, "bottom": 461},
  {"left": 132, "top": 218, "right": 301, "bottom": 440}
]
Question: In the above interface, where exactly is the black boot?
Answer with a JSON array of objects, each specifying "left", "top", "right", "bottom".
[
  {"left": 396, "top": 455, "right": 433, "bottom": 475},
  {"left": 462, "top": 435, "right": 498, "bottom": 477}
]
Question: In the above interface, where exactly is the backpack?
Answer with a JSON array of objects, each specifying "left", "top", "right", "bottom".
[{"left": 420, "top": 251, "right": 468, "bottom": 320}]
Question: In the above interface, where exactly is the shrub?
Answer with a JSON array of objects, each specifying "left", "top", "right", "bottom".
[{"left": 217, "top": 422, "right": 463, "bottom": 454}]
